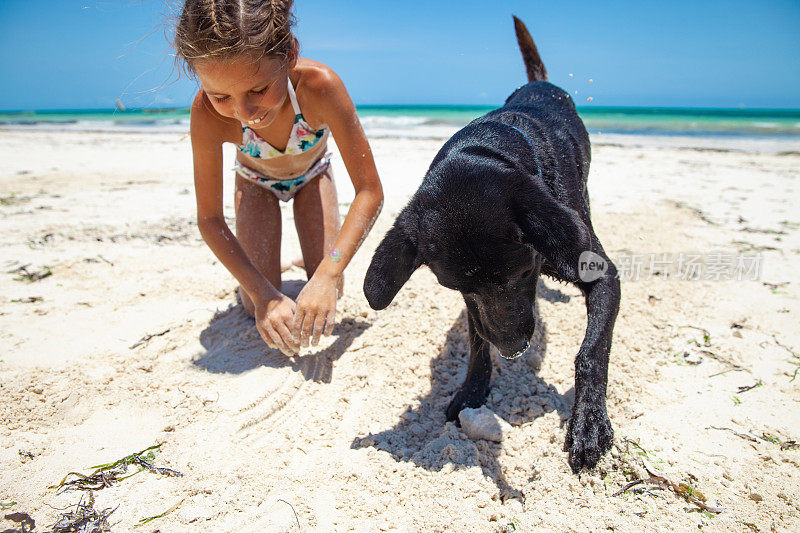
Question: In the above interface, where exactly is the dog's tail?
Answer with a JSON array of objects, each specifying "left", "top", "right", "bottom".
[{"left": 513, "top": 15, "right": 547, "bottom": 82}]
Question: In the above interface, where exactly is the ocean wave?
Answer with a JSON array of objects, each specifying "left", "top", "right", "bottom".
[
  {"left": 359, "top": 116, "right": 428, "bottom": 128},
  {"left": 582, "top": 119, "right": 800, "bottom": 137},
  {"left": 3, "top": 108, "right": 800, "bottom": 146},
  {"left": 0, "top": 118, "right": 190, "bottom": 134},
  {"left": 113, "top": 119, "right": 159, "bottom": 126}
]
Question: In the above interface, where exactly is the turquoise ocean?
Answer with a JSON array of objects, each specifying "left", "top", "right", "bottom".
[{"left": 2, "top": 106, "right": 799, "bottom": 146}]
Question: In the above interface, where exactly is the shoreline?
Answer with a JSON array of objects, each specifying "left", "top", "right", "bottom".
[{"left": 3, "top": 125, "right": 800, "bottom": 155}]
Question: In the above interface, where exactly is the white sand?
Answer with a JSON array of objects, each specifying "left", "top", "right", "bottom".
[{"left": 1, "top": 129, "right": 799, "bottom": 532}]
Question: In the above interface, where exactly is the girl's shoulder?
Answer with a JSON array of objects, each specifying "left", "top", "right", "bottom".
[
  {"left": 189, "top": 90, "right": 241, "bottom": 145},
  {"left": 292, "top": 58, "right": 342, "bottom": 91},
  {"left": 291, "top": 59, "right": 350, "bottom": 128}
]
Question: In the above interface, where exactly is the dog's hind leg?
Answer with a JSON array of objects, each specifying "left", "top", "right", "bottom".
[
  {"left": 564, "top": 250, "right": 621, "bottom": 472},
  {"left": 446, "top": 312, "right": 492, "bottom": 422}
]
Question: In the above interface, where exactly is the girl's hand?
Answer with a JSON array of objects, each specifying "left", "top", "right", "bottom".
[
  {"left": 293, "top": 273, "right": 338, "bottom": 347},
  {"left": 254, "top": 294, "right": 300, "bottom": 356}
]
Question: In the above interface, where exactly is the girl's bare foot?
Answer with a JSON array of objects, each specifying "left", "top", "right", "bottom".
[{"left": 280, "top": 256, "right": 305, "bottom": 272}]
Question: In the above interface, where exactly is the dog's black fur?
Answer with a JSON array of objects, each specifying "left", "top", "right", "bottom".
[{"left": 363, "top": 17, "right": 621, "bottom": 472}]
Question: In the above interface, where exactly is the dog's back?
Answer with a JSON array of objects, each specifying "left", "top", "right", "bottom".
[{"left": 487, "top": 82, "right": 592, "bottom": 213}]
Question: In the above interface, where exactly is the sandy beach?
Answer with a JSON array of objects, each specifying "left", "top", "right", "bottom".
[{"left": 1, "top": 128, "right": 799, "bottom": 532}]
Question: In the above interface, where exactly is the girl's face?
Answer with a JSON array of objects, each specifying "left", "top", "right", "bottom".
[{"left": 194, "top": 54, "right": 290, "bottom": 127}]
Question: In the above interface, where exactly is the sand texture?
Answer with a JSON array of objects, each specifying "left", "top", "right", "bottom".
[{"left": 1, "top": 129, "right": 799, "bottom": 532}]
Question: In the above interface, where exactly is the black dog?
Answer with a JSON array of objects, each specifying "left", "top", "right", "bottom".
[{"left": 363, "top": 17, "right": 620, "bottom": 472}]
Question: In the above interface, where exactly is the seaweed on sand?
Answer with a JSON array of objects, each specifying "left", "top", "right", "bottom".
[
  {"left": 51, "top": 492, "right": 115, "bottom": 533},
  {"left": 770, "top": 334, "right": 800, "bottom": 381},
  {"left": 135, "top": 499, "right": 185, "bottom": 527},
  {"left": 613, "top": 439, "right": 723, "bottom": 514},
  {"left": 10, "top": 264, "right": 52, "bottom": 283},
  {"left": 49, "top": 444, "right": 182, "bottom": 493}
]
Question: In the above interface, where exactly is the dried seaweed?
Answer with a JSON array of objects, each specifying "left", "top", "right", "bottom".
[
  {"left": 0, "top": 193, "right": 31, "bottom": 206},
  {"left": 614, "top": 439, "right": 723, "bottom": 514},
  {"left": 614, "top": 472, "right": 723, "bottom": 514},
  {"left": 771, "top": 334, "right": 800, "bottom": 381},
  {"left": 708, "top": 426, "right": 758, "bottom": 443},
  {"left": 736, "top": 380, "right": 763, "bottom": 394},
  {"left": 11, "top": 264, "right": 52, "bottom": 283},
  {"left": 51, "top": 492, "right": 115, "bottom": 533},
  {"left": 131, "top": 455, "right": 182, "bottom": 477},
  {"left": 50, "top": 444, "right": 182, "bottom": 492},
  {"left": 679, "top": 325, "right": 712, "bottom": 347},
  {"left": 708, "top": 426, "right": 798, "bottom": 450},
  {"left": 762, "top": 281, "right": 789, "bottom": 294},
  {"left": 19, "top": 450, "right": 36, "bottom": 461},
  {"left": 129, "top": 328, "right": 171, "bottom": 349},
  {"left": 10, "top": 296, "right": 43, "bottom": 303},
  {"left": 760, "top": 432, "right": 799, "bottom": 450},
  {"left": 677, "top": 324, "right": 748, "bottom": 376},
  {"left": 135, "top": 498, "right": 184, "bottom": 527}
]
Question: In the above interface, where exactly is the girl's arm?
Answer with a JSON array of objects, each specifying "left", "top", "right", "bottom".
[
  {"left": 191, "top": 92, "right": 300, "bottom": 354},
  {"left": 292, "top": 69, "right": 384, "bottom": 346}
]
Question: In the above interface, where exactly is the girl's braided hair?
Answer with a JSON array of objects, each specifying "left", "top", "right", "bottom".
[{"left": 174, "top": 0, "right": 298, "bottom": 72}]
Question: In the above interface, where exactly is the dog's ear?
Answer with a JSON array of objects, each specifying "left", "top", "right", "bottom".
[
  {"left": 513, "top": 182, "right": 592, "bottom": 282},
  {"left": 364, "top": 206, "right": 421, "bottom": 310}
]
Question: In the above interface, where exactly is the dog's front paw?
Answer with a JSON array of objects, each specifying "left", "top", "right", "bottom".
[
  {"left": 445, "top": 387, "right": 490, "bottom": 423},
  {"left": 564, "top": 402, "right": 613, "bottom": 473}
]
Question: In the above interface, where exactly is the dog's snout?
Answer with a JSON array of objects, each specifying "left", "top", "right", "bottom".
[
  {"left": 499, "top": 339, "right": 530, "bottom": 360},
  {"left": 470, "top": 293, "right": 535, "bottom": 360}
]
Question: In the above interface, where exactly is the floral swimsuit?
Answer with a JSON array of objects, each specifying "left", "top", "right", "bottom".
[{"left": 234, "top": 79, "right": 330, "bottom": 202}]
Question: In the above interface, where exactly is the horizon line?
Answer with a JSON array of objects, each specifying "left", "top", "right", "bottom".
[{"left": 3, "top": 104, "right": 800, "bottom": 114}]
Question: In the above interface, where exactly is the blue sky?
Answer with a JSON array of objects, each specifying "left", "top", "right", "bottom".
[{"left": 1, "top": 0, "right": 799, "bottom": 110}]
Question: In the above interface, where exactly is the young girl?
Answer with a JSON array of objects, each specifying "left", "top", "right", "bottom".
[{"left": 174, "top": 0, "right": 383, "bottom": 355}]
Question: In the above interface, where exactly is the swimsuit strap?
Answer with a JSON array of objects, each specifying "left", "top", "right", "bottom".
[{"left": 287, "top": 78, "right": 302, "bottom": 116}]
